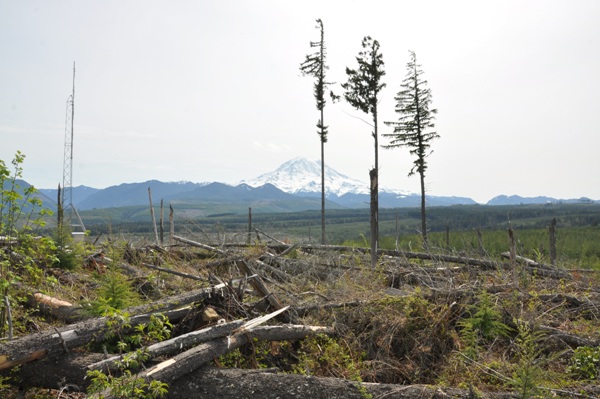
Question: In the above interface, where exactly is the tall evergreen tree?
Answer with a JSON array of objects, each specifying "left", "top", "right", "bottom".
[
  {"left": 342, "top": 36, "right": 385, "bottom": 266},
  {"left": 383, "top": 50, "right": 438, "bottom": 247},
  {"left": 300, "top": 19, "right": 338, "bottom": 245}
]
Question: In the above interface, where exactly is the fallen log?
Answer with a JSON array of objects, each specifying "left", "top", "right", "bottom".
[
  {"left": 173, "top": 235, "right": 227, "bottom": 256},
  {"left": 27, "top": 292, "right": 87, "bottom": 324},
  {"left": 385, "top": 250, "right": 501, "bottom": 270},
  {"left": 87, "top": 319, "right": 247, "bottom": 374},
  {"left": 141, "top": 262, "right": 206, "bottom": 281},
  {"left": 168, "top": 366, "right": 507, "bottom": 399},
  {"left": 0, "top": 280, "right": 237, "bottom": 371},
  {"left": 236, "top": 260, "right": 288, "bottom": 321},
  {"left": 253, "top": 258, "right": 293, "bottom": 283},
  {"left": 540, "top": 324, "right": 598, "bottom": 349},
  {"left": 147, "top": 328, "right": 321, "bottom": 383},
  {"left": 253, "top": 228, "right": 286, "bottom": 245},
  {"left": 89, "top": 306, "right": 289, "bottom": 375},
  {"left": 90, "top": 324, "right": 332, "bottom": 399},
  {"left": 500, "top": 252, "right": 571, "bottom": 279}
]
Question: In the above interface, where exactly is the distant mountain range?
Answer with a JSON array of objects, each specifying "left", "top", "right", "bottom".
[{"left": 27, "top": 157, "right": 596, "bottom": 212}]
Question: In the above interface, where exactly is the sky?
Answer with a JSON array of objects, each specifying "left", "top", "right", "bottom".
[{"left": 1, "top": 1, "right": 599, "bottom": 204}]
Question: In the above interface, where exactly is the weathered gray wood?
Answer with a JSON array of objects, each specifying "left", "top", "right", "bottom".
[
  {"left": 236, "top": 260, "right": 286, "bottom": 315},
  {"left": 253, "top": 258, "right": 293, "bottom": 283},
  {"left": 90, "top": 324, "right": 332, "bottom": 399},
  {"left": 500, "top": 252, "right": 571, "bottom": 279},
  {"left": 141, "top": 262, "right": 205, "bottom": 281},
  {"left": 173, "top": 235, "right": 227, "bottom": 255},
  {"left": 169, "top": 204, "right": 174, "bottom": 247},
  {"left": 87, "top": 319, "right": 246, "bottom": 374},
  {"left": 148, "top": 187, "right": 160, "bottom": 246},
  {"left": 143, "top": 325, "right": 331, "bottom": 383},
  {"left": 253, "top": 228, "right": 286, "bottom": 245},
  {"left": 0, "top": 283, "right": 231, "bottom": 370}
]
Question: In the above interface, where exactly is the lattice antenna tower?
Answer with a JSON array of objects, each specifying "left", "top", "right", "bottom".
[
  {"left": 62, "top": 62, "right": 75, "bottom": 211},
  {"left": 61, "top": 62, "right": 85, "bottom": 232}
]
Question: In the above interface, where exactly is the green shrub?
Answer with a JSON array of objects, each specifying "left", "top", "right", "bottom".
[{"left": 568, "top": 346, "right": 600, "bottom": 380}]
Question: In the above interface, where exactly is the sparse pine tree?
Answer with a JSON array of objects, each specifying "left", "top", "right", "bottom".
[
  {"left": 383, "top": 50, "right": 438, "bottom": 248},
  {"left": 342, "top": 36, "right": 386, "bottom": 266},
  {"left": 300, "top": 19, "right": 338, "bottom": 245}
]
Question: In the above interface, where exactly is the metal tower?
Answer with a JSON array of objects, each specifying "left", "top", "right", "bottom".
[
  {"left": 62, "top": 62, "right": 75, "bottom": 211},
  {"left": 61, "top": 62, "right": 85, "bottom": 234}
]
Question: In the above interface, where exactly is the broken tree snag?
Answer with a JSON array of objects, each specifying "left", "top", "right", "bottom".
[
  {"left": 169, "top": 204, "right": 174, "bottom": 247},
  {"left": 160, "top": 198, "right": 164, "bottom": 246},
  {"left": 248, "top": 207, "right": 252, "bottom": 244},
  {"left": 172, "top": 235, "right": 227, "bottom": 256},
  {"left": 549, "top": 218, "right": 557, "bottom": 266},
  {"left": 148, "top": 187, "right": 160, "bottom": 246},
  {"left": 508, "top": 227, "right": 517, "bottom": 268}
]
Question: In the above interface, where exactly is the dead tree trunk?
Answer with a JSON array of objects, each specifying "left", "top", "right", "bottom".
[
  {"left": 169, "top": 204, "right": 174, "bottom": 247},
  {"left": 369, "top": 168, "right": 378, "bottom": 268},
  {"left": 148, "top": 187, "right": 159, "bottom": 246},
  {"left": 248, "top": 207, "right": 252, "bottom": 244},
  {"left": 549, "top": 218, "right": 557, "bottom": 266},
  {"left": 160, "top": 199, "right": 164, "bottom": 246}
]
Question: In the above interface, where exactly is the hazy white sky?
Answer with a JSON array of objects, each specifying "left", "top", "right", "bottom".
[{"left": 1, "top": 0, "right": 599, "bottom": 204}]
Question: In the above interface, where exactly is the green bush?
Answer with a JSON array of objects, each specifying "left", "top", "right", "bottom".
[{"left": 569, "top": 346, "right": 600, "bottom": 380}]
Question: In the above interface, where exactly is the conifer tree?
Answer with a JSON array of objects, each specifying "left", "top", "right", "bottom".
[
  {"left": 383, "top": 50, "right": 438, "bottom": 247},
  {"left": 300, "top": 19, "right": 338, "bottom": 245},
  {"left": 342, "top": 36, "right": 385, "bottom": 266}
]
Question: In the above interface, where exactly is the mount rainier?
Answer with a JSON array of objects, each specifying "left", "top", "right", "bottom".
[
  {"left": 241, "top": 157, "right": 405, "bottom": 197},
  {"left": 240, "top": 157, "right": 475, "bottom": 208}
]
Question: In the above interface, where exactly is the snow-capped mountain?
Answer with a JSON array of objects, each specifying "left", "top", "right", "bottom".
[
  {"left": 241, "top": 157, "right": 372, "bottom": 197},
  {"left": 241, "top": 157, "right": 416, "bottom": 198}
]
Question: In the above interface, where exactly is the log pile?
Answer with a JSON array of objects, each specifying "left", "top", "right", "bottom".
[
  {"left": 1, "top": 231, "right": 597, "bottom": 399},
  {"left": 0, "top": 237, "right": 336, "bottom": 396}
]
